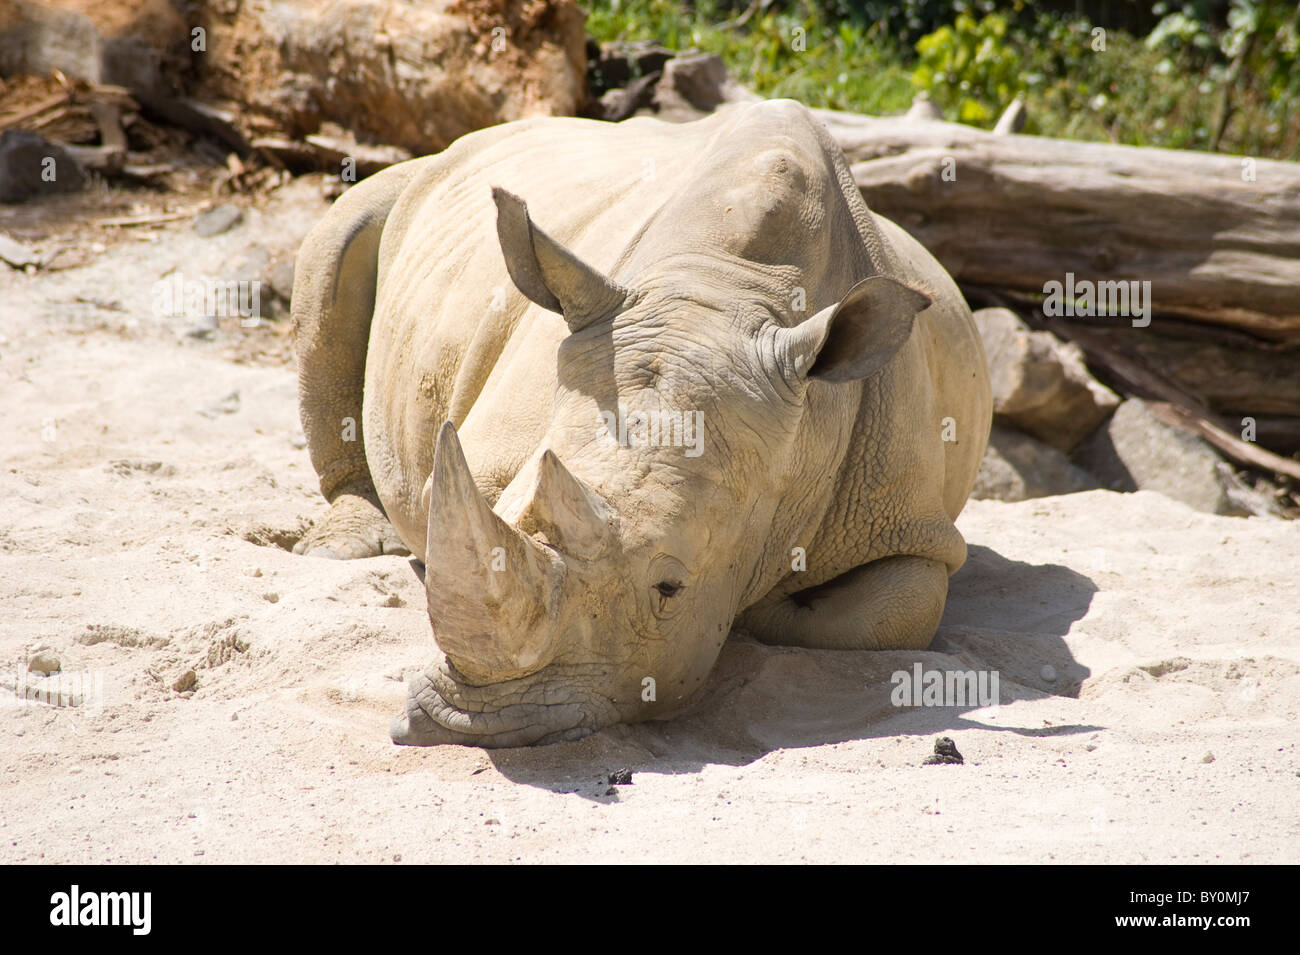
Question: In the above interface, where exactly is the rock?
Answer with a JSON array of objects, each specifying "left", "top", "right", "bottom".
[
  {"left": 1041, "top": 664, "right": 1057, "bottom": 682},
  {"left": 193, "top": 205, "right": 244, "bottom": 238},
  {"left": 972, "top": 426, "right": 1099, "bottom": 501},
  {"left": 1072, "top": 399, "right": 1236, "bottom": 515},
  {"left": 1201, "top": 752, "right": 1215, "bottom": 764},
  {"left": 184, "top": 315, "right": 219, "bottom": 341},
  {"left": 172, "top": 669, "right": 197, "bottom": 693},
  {"left": 27, "top": 651, "right": 60, "bottom": 675},
  {"left": 922, "top": 737, "right": 964, "bottom": 765},
  {"left": 652, "top": 53, "right": 760, "bottom": 121},
  {"left": 268, "top": 259, "right": 296, "bottom": 303},
  {"left": 593, "top": 72, "right": 661, "bottom": 123},
  {"left": 974, "top": 307, "right": 1120, "bottom": 452},
  {"left": 198, "top": 390, "right": 241, "bottom": 418},
  {"left": 0, "top": 234, "right": 41, "bottom": 268},
  {"left": 586, "top": 40, "right": 675, "bottom": 96},
  {"left": 607, "top": 768, "right": 634, "bottom": 786},
  {"left": 0, "top": 130, "right": 88, "bottom": 203}
]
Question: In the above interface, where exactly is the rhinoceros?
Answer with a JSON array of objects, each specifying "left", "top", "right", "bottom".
[{"left": 291, "top": 99, "right": 992, "bottom": 747}]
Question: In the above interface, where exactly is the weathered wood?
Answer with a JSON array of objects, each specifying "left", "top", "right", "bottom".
[
  {"left": 1071, "top": 323, "right": 1300, "bottom": 418},
  {"left": 813, "top": 109, "right": 1300, "bottom": 343}
]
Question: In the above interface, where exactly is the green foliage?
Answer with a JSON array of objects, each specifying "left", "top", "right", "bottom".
[
  {"left": 582, "top": 0, "right": 1300, "bottom": 159},
  {"left": 584, "top": 0, "right": 916, "bottom": 114},
  {"left": 911, "top": 11, "right": 1023, "bottom": 125}
]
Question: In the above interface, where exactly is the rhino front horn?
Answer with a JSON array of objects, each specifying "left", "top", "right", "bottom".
[{"left": 424, "top": 421, "right": 566, "bottom": 684}]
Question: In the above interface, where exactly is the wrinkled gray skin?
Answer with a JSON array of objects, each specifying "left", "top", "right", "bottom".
[{"left": 291, "top": 100, "right": 992, "bottom": 747}]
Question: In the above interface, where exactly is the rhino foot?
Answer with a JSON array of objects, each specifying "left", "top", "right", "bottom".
[{"left": 293, "top": 490, "right": 410, "bottom": 559}]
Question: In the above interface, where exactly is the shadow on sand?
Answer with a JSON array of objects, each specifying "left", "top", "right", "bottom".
[{"left": 484, "top": 544, "right": 1099, "bottom": 796}]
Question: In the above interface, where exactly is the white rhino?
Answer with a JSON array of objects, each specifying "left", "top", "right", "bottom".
[{"left": 291, "top": 99, "right": 992, "bottom": 746}]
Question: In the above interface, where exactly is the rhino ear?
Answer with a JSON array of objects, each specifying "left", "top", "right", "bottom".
[
  {"left": 492, "top": 187, "right": 633, "bottom": 334},
  {"left": 777, "top": 275, "right": 931, "bottom": 383}
]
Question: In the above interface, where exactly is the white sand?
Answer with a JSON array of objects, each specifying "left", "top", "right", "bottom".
[{"left": 2, "top": 187, "right": 1296, "bottom": 864}]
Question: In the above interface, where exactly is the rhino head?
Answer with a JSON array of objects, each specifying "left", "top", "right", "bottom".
[{"left": 391, "top": 170, "right": 932, "bottom": 747}]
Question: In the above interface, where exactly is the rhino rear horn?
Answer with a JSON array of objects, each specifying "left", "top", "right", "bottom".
[
  {"left": 776, "top": 275, "right": 932, "bottom": 383},
  {"left": 491, "top": 186, "right": 633, "bottom": 333},
  {"left": 424, "top": 421, "right": 566, "bottom": 683},
  {"left": 516, "top": 450, "right": 614, "bottom": 561}
]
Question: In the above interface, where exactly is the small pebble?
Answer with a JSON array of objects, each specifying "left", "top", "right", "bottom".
[
  {"left": 184, "top": 315, "right": 218, "bottom": 341},
  {"left": 922, "top": 736, "right": 964, "bottom": 765},
  {"left": 1201, "top": 752, "right": 1215, "bottom": 764},
  {"left": 173, "top": 669, "right": 197, "bottom": 693},
  {"left": 608, "top": 768, "right": 633, "bottom": 786},
  {"left": 1041, "top": 664, "right": 1057, "bottom": 682},
  {"left": 27, "top": 651, "right": 60, "bottom": 675},
  {"left": 193, "top": 204, "right": 243, "bottom": 237}
]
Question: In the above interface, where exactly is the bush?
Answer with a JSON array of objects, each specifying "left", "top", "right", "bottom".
[{"left": 583, "top": 0, "right": 1300, "bottom": 159}]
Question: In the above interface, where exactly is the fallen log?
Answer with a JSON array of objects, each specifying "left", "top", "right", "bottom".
[{"left": 813, "top": 109, "right": 1300, "bottom": 344}]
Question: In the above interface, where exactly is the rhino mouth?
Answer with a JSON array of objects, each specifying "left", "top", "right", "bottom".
[{"left": 389, "top": 659, "right": 619, "bottom": 748}]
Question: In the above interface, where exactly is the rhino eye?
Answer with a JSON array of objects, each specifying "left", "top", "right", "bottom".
[{"left": 654, "top": 581, "right": 683, "bottom": 599}]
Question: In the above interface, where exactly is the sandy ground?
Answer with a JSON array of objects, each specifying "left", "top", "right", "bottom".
[{"left": 2, "top": 182, "right": 1297, "bottom": 864}]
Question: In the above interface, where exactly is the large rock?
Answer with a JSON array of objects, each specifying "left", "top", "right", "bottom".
[
  {"left": 972, "top": 425, "right": 1098, "bottom": 502},
  {"left": 973, "top": 306, "right": 1119, "bottom": 452},
  {"left": 0, "top": 129, "right": 87, "bottom": 202},
  {"left": 1072, "top": 398, "right": 1236, "bottom": 515},
  {"left": 650, "top": 52, "right": 760, "bottom": 122}
]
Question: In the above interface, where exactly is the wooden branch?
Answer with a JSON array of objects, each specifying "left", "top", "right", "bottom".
[
  {"left": 95, "top": 208, "right": 205, "bottom": 228},
  {"left": 813, "top": 110, "right": 1300, "bottom": 343},
  {"left": 1148, "top": 402, "right": 1300, "bottom": 482},
  {"left": 0, "top": 92, "right": 70, "bottom": 130}
]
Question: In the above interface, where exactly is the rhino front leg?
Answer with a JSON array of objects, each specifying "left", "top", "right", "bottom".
[
  {"left": 739, "top": 556, "right": 948, "bottom": 651},
  {"left": 293, "top": 482, "right": 409, "bottom": 559}
]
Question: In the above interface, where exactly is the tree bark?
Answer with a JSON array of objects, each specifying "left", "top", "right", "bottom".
[{"left": 813, "top": 109, "right": 1300, "bottom": 344}]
